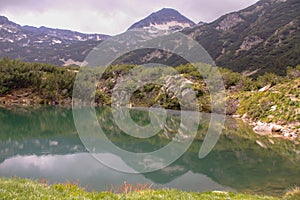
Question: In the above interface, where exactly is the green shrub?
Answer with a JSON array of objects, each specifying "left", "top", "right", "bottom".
[{"left": 256, "top": 72, "right": 283, "bottom": 88}]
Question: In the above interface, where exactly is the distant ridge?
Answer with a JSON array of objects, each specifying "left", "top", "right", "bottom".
[{"left": 0, "top": 15, "right": 109, "bottom": 65}]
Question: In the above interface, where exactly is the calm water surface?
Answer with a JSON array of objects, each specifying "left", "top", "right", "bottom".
[{"left": 0, "top": 106, "right": 299, "bottom": 196}]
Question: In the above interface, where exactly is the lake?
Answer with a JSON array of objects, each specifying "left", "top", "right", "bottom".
[{"left": 0, "top": 106, "right": 299, "bottom": 196}]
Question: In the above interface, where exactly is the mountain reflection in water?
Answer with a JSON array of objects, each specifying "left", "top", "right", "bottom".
[{"left": 0, "top": 106, "right": 299, "bottom": 196}]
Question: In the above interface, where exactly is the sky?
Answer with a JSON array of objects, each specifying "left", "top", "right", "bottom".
[{"left": 0, "top": 0, "right": 259, "bottom": 35}]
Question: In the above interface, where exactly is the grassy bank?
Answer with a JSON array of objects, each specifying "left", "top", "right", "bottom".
[{"left": 0, "top": 177, "right": 299, "bottom": 200}]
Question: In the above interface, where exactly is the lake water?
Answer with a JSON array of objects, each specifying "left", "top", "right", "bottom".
[{"left": 0, "top": 106, "right": 299, "bottom": 196}]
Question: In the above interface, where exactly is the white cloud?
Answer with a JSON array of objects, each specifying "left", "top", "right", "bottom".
[{"left": 0, "top": 0, "right": 259, "bottom": 35}]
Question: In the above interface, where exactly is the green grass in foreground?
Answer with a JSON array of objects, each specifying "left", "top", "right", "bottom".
[{"left": 1, "top": 178, "right": 300, "bottom": 200}]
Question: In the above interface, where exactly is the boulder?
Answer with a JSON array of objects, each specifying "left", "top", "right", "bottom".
[
  {"left": 253, "top": 123, "right": 272, "bottom": 135},
  {"left": 268, "top": 139, "right": 275, "bottom": 145},
  {"left": 270, "top": 105, "right": 277, "bottom": 111},
  {"left": 256, "top": 140, "right": 267, "bottom": 149},
  {"left": 241, "top": 113, "right": 248, "bottom": 119},
  {"left": 271, "top": 124, "right": 283, "bottom": 132},
  {"left": 258, "top": 84, "right": 271, "bottom": 92}
]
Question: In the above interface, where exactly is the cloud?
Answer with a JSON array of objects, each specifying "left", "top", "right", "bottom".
[{"left": 0, "top": 0, "right": 259, "bottom": 35}]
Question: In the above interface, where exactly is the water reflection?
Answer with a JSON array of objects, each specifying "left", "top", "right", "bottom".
[
  {"left": 0, "top": 106, "right": 299, "bottom": 196},
  {"left": 0, "top": 153, "right": 232, "bottom": 192}
]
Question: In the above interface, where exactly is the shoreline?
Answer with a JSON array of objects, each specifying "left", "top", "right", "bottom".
[
  {"left": 0, "top": 96, "right": 298, "bottom": 142},
  {"left": 233, "top": 114, "right": 299, "bottom": 142}
]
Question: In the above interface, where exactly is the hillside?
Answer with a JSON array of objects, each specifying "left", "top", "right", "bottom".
[
  {"left": 0, "top": 58, "right": 298, "bottom": 140},
  {"left": 0, "top": 0, "right": 299, "bottom": 75},
  {"left": 0, "top": 16, "right": 108, "bottom": 66},
  {"left": 184, "top": 0, "right": 300, "bottom": 75}
]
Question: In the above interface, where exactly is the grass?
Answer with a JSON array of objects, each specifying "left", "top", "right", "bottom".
[
  {"left": 0, "top": 177, "right": 299, "bottom": 200},
  {"left": 236, "top": 78, "right": 300, "bottom": 124},
  {"left": 284, "top": 187, "right": 300, "bottom": 200}
]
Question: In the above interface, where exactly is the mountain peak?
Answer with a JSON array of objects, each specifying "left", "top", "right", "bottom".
[
  {"left": 128, "top": 8, "right": 195, "bottom": 31},
  {"left": 0, "top": 16, "right": 9, "bottom": 24},
  {"left": 155, "top": 8, "right": 182, "bottom": 15}
]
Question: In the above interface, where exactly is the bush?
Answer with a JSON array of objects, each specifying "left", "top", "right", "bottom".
[
  {"left": 256, "top": 72, "right": 283, "bottom": 88},
  {"left": 0, "top": 58, "right": 75, "bottom": 99}
]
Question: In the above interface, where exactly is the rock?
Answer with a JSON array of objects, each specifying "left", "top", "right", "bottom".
[
  {"left": 290, "top": 132, "right": 298, "bottom": 138},
  {"left": 212, "top": 191, "right": 228, "bottom": 195},
  {"left": 258, "top": 84, "right": 272, "bottom": 92},
  {"left": 256, "top": 140, "right": 267, "bottom": 149},
  {"left": 17, "top": 92, "right": 31, "bottom": 98},
  {"left": 62, "top": 89, "right": 68, "bottom": 95},
  {"left": 216, "top": 13, "right": 244, "bottom": 31},
  {"left": 257, "top": 121, "right": 264, "bottom": 126},
  {"left": 181, "top": 89, "right": 196, "bottom": 102},
  {"left": 271, "top": 124, "right": 283, "bottom": 132},
  {"left": 249, "top": 122, "right": 256, "bottom": 126},
  {"left": 238, "top": 35, "right": 263, "bottom": 52},
  {"left": 241, "top": 113, "right": 247, "bottom": 119},
  {"left": 270, "top": 105, "right": 277, "bottom": 111},
  {"left": 272, "top": 135, "right": 285, "bottom": 139},
  {"left": 232, "top": 115, "right": 241, "bottom": 118},
  {"left": 286, "top": 94, "right": 299, "bottom": 102},
  {"left": 268, "top": 139, "right": 275, "bottom": 145},
  {"left": 284, "top": 132, "right": 290, "bottom": 137},
  {"left": 49, "top": 140, "right": 58, "bottom": 146},
  {"left": 253, "top": 123, "right": 272, "bottom": 135},
  {"left": 284, "top": 132, "right": 298, "bottom": 139}
]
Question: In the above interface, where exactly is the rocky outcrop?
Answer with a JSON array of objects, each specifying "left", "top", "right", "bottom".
[
  {"left": 238, "top": 36, "right": 263, "bottom": 52},
  {"left": 216, "top": 13, "right": 244, "bottom": 31},
  {"left": 184, "top": 0, "right": 300, "bottom": 76},
  {"left": 156, "top": 75, "right": 198, "bottom": 111},
  {"left": 249, "top": 120, "right": 299, "bottom": 140},
  {"left": 253, "top": 122, "right": 273, "bottom": 135}
]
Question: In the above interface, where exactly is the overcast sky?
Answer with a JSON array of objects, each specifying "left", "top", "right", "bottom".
[{"left": 0, "top": 0, "right": 259, "bottom": 35}]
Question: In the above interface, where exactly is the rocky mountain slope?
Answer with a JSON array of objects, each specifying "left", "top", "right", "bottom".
[
  {"left": 112, "top": 0, "right": 300, "bottom": 76},
  {"left": 184, "top": 0, "right": 300, "bottom": 75},
  {"left": 0, "top": 0, "right": 299, "bottom": 75},
  {"left": 0, "top": 16, "right": 109, "bottom": 65},
  {"left": 128, "top": 8, "right": 195, "bottom": 32}
]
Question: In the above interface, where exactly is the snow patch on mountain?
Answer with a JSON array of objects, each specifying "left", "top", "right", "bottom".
[
  {"left": 52, "top": 39, "right": 62, "bottom": 44},
  {"left": 142, "top": 21, "right": 192, "bottom": 31}
]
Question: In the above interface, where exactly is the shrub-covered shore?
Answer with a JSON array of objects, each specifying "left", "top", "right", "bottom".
[
  {"left": 0, "top": 177, "right": 299, "bottom": 200},
  {"left": 0, "top": 58, "right": 76, "bottom": 105},
  {"left": 0, "top": 58, "right": 299, "bottom": 139}
]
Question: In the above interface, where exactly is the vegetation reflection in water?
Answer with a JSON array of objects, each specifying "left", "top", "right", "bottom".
[{"left": 0, "top": 106, "right": 299, "bottom": 196}]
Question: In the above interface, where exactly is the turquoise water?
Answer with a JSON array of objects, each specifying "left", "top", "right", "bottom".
[{"left": 0, "top": 106, "right": 299, "bottom": 196}]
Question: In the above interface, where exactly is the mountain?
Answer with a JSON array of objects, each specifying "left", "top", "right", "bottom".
[
  {"left": 0, "top": 8, "right": 196, "bottom": 66},
  {"left": 183, "top": 0, "right": 300, "bottom": 75},
  {"left": 0, "top": 16, "right": 110, "bottom": 65},
  {"left": 198, "top": 21, "right": 206, "bottom": 26},
  {"left": 128, "top": 8, "right": 196, "bottom": 32},
  {"left": 22, "top": 25, "right": 110, "bottom": 42},
  {"left": 0, "top": 0, "right": 299, "bottom": 74}
]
